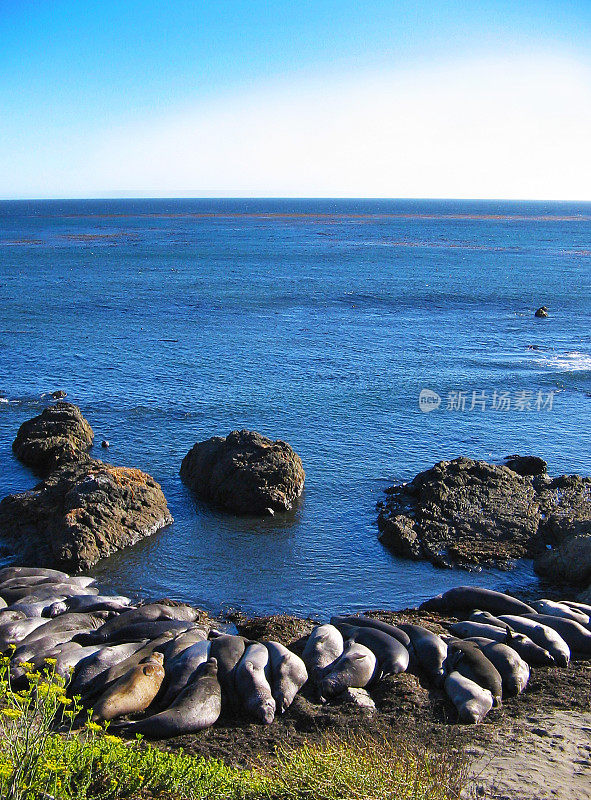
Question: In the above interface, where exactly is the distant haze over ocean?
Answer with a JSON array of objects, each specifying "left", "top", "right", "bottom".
[{"left": 0, "top": 198, "right": 589, "bottom": 615}]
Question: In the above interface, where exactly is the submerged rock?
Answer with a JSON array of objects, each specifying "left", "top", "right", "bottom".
[
  {"left": 377, "top": 457, "right": 591, "bottom": 573},
  {"left": 12, "top": 403, "right": 94, "bottom": 476},
  {"left": 180, "top": 429, "right": 305, "bottom": 516},
  {"left": 534, "top": 306, "right": 549, "bottom": 318},
  {"left": 0, "top": 459, "right": 173, "bottom": 571}
]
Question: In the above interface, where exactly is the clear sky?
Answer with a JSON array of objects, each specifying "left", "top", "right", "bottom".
[{"left": 1, "top": 0, "right": 591, "bottom": 200}]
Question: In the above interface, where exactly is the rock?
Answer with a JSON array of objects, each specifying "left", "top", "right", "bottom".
[
  {"left": 378, "top": 458, "right": 591, "bottom": 572},
  {"left": 533, "top": 474, "right": 591, "bottom": 589},
  {"left": 504, "top": 455, "right": 547, "bottom": 477},
  {"left": 0, "top": 459, "right": 173, "bottom": 571},
  {"left": 12, "top": 403, "right": 94, "bottom": 476},
  {"left": 378, "top": 458, "right": 541, "bottom": 569},
  {"left": 180, "top": 429, "right": 305, "bottom": 516},
  {"left": 534, "top": 306, "right": 549, "bottom": 318},
  {"left": 50, "top": 390, "right": 67, "bottom": 399},
  {"left": 101, "top": 440, "right": 110, "bottom": 448}
]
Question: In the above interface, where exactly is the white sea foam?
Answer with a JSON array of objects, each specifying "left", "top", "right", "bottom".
[{"left": 537, "top": 351, "right": 591, "bottom": 372}]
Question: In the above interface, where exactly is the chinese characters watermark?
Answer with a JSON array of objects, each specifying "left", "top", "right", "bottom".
[{"left": 419, "top": 388, "right": 556, "bottom": 413}]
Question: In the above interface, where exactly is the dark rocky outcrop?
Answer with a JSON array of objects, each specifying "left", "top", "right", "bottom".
[
  {"left": 534, "top": 474, "right": 591, "bottom": 601},
  {"left": 377, "top": 457, "right": 591, "bottom": 576},
  {"left": 180, "top": 429, "right": 305, "bottom": 516},
  {"left": 0, "top": 459, "right": 173, "bottom": 571},
  {"left": 12, "top": 403, "right": 94, "bottom": 476},
  {"left": 534, "top": 306, "right": 549, "bottom": 318}
]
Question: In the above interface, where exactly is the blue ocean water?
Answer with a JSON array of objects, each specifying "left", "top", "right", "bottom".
[{"left": 0, "top": 198, "right": 590, "bottom": 617}]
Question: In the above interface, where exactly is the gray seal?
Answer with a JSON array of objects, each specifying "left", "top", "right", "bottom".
[
  {"left": 465, "top": 637, "right": 529, "bottom": 696},
  {"left": 264, "top": 641, "right": 308, "bottom": 713},
  {"left": 333, "top": 622, "right": 409, "bottom": 676},
  {"left": 420, "top": 587, "right": 535, "bottom": 616},
  {"left": 162, "top": 627, "right": 209, "bottom": 663},
  {"left": 330, "top": 615, "right": 411, "bottom": 648},
  {"left": 302, "top": 624, "right": 344, "bottom": 683},
  {"left": 451, "top": 619, "right": 554, "bottom": 666},
  {"left": 444, "top": 671, "right": 493, "bottom": 724},
  {"left": 10, "top": 599, "right": 65, "bottom": 618},
  {"left": 398, "top": 623, "right": 448, "bottom": 685},
  {"left": 318, "top": 641, "right": 377, "bottom": 699},
  {"left": 117, "top": 657, "right": 222, "bottom": 738},
  {"left": 444, "top": 639, "right": 503, "bottom": 707},
  {"left": 235, "top": 642, "right": 276, "bottom": 723}
]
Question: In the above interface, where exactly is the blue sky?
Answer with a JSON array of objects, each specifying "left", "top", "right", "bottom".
[{"left": 1, "top": 0, "right": 591, "bottom": 199}]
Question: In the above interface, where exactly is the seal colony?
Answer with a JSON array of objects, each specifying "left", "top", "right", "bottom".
[{"left": 1, "top": 568, "right": 589, "bottom": 737}]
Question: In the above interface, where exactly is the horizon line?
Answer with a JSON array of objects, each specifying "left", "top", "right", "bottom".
[{"left": 2, "top": 194, "right": 591, "bottom": 203}]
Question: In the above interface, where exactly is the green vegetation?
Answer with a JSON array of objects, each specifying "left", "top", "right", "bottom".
[{"left": 0, "top": 653, "right": 464, "bottom": 800}]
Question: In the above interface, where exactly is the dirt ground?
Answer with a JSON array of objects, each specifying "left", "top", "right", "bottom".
[{"left": 142, "top": 608, "right": 591, "bottom": 800}]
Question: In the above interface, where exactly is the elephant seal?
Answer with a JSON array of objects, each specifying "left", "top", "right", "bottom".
[
  {"left": 444, "top": 671, "right": 493, "bottom": 724},
  {"left": 465, "top": 637, "right": 529, "bottom": 696},
  {"left": 78, "top": 634, "right": 174, "bottom": 704},
  {"left": 334, "top": 623, "right": 409, "bottom": 676},
  {"left": 421, "top": 587, "right": 535, "bottom": 616},
  {"left": 0, "top": 597, "right": 5, "bottom": 610},
  {"left": 77, "top": 619, "right": 193, "bottom": 645},
  {"left": 91, "top": 652, "right": 165, "bottom": 722},
  {"left": 208, "top": 634, "right": 248, "bottom": 709},
  {"left": 0, "top": 575, "right": 94, "bottom": 592},
  {"left": 318, "top": 641, "right": 377, "bottom": 699},
  {"left": 444, "top": 639, "right": 503, "bottom": 707},
  {"left": 497, "top": 615, "right": 571, "bottom": 665},
  {"left": 1, "top": 583, "right": 99, "bottom": 604},
  {"left": 398, "top": 624, "right": 448, "bottom": 685},
  {"left": 0, "top": 609, "right": 26, "bottom": 624},
  {"left": 0, "top": 617, "right": 50, "bottom": 650},
  {"left": 79, "top": 603, "right": 199, "bottom": 642},
  {"left": 531, "top": 601, "right": 589, "bottom": 626},
  {"left": 302, "top": 625, "right": 344, "bottom": 683},
  {"left": 235, "top": 642, "right": 276, "bottom": 724},
  {"left": 263, "top": 641, "right": 308, "bottom": 713},
  {"left": 69, "top": 641, "right": 150, "bottom": 697},
  {"left": 330, "top": 615, "right": 411, "bottom": 648},
  {"left": 46, "top": 595, "right": 134, "bottom": 617},
  {"left": 318, "top": 640, "right": 379, "bottom": 700},
  {"left": 162, "top": 627, "right": 209, "bottom": 663},
  {"left": 158, "top": 640, "right": 211, "bottom": 710},
  {"left": 563, "top": 601, "right": 591, "bottom": 617},
  {"left": 117, "top": 658, "right": 222, "bottom": 738},
  {"left": 20, "top": 612, "right": 110, "bottom": 648},
  {"left": 10, "top": 599, "right": 64, "bottom": 618},
  {"left": 449, "top": 620, "right": 554, "bottom": 666},
  {"left": 0, "top": 566, "right": 71, "bottom": 583},
  {"left": 520, "top": 614, "right": 591, "bottom": 656}
]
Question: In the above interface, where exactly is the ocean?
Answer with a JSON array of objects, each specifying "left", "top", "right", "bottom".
[{"left": 0, "top": 198, "right": 590, "bottom": 617}]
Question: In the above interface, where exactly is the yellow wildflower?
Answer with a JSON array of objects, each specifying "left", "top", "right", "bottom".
[
  {"left": 86, "top": 721, "right": 103, "bottom": 732},
  {"left": 1, "top": 708, "right": 23, "bottom": 719},
  {"left": 17, "top": 661, "right": 34, "bottom": 671},
  {"left": 57, "top": 695, "right": 72, "bottom": 705},
  {"left": 43, "top": 657, "right": 57, "bottom": 665},
  {"left": 104, "top": 734, "right": 121, "bottom": 744}
]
